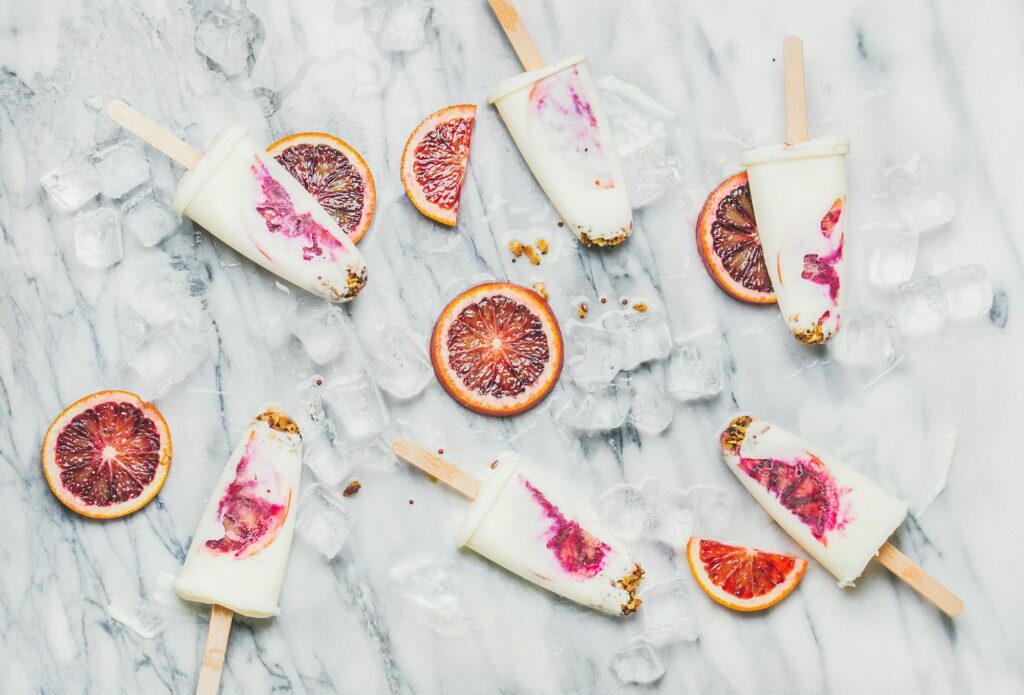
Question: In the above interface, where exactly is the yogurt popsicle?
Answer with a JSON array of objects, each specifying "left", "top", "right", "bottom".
[
  {"left": 719, "top": 414, "right": 906, "bottom": 587},
  {"left": 393, "top": 439, "right": 644, "bottom": 615},
  {"left": 175, "top": 406, "right": 303, "bottom": 618},
  {"left": 742, "top": 138, "right": 849, "bottom": 344}
]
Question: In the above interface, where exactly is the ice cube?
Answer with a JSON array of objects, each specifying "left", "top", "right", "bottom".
[
  {"left": 896, "top": 276, "right": 947, "bottom": 339},
  {"left": 610, "top": 639, "right": 665, "bottom": 685},
  {"left": 388, "top": 556, "right": 478, "bottom": 638},
  {"left": 321, "top": 372, "right": 389, "bottom": 442},
  {"left": 379, "top": 0, "right": 430, "bottom": 53},
  {"left": 365, "top": 327, "right": 432, "bottom": 400},
  {"left": 296, "top": 483, "right": 355, "bottom": 560},
  {"left": 121, "top": 188, "right": 181, "bottom": 247},
  {"left": 302, "top": 433, "right": 352, "bottom": 486},
  {"left": 665, "top": 327, "right": 727, "bottom": 401},
  {"left": 627, "top": 374, "right": 674, "bottom": 434},
  {"left": 597, "top": 481, "right": 658, "bottom": 541},
  {"left": 565, "top": 324, "right": 628, "bottom": 387},
  {"left": 73, "top": 207, "right": 124, "bottom": 268},
  {"left": 640, "top": 578, "right": 701, "bottom": 647},
  {"left": 864, "top": 226, "right": 919, "bottom": 289},
  {"left": 123, "top": 320, "right": 209, "bottom": 399},
  {"left": 292, "top": 303, "right": 355, "bottom": 364},
  {"left": 194, "top": 8, "right": 264, "bottom": 79},
  {"left": 126, "top": 263, "right": 203, "bottom": 327},
  {"left": 91, "top": 140, "right": 150, "bottom": 199},
  {"left": 107, "top": 599, "right": 164, "bottom": 639},
  {"left": 40, "top": 156, "right": 101, "bottom": 210},
  {"left": 342, "top": 438, "right": 398, "bottom": 474},
  {"left": 832, "top": 312, "right": 896, "bottom": 369},
  {"left": 654, "top": 485, "right": 732, "bottom": 547},
  {"left": 603, "top": 310, "right": 672, "bottom": 370},
  {"left": 557, "top": 381, "right": 635, "bottom": 432},
  {"left": 883, "top": 157, "right": 955, "bottom": 233},
  {"left": 621, "top": 139, "right": 683, "bottom": 208},
  {"left": 938, "top": 264, "right": 993, "bottom": 323}
]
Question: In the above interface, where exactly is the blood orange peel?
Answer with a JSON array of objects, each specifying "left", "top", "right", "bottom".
[
  {"left": 687, "top": 536, "right": 807, "bottom": 611},
  {"left": 42, "top": 390, "right": 172, "bottom": 519},
  {"left": 430, "top": 282, "right": 562, "bottom": 416},
  {"left": 696, "top": 172, "right": 775, "bottom": 304},
  {"left": 401, "top": 104, "right": 476, "bottom": 226},
  {"left": 268, "top": 132, "right": 376, "bottom": 244}
]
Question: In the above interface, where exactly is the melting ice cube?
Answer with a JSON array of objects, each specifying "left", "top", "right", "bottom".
[
  {"left": 123, "top": 320, "right": 209, "bottom": 399},
  {"left": 556, "top": 381, "right": 635, "bottom": 432},
  {"left": 565, "top": 323, "right": 628, "bottom": 387},
  {"left": 194, "top": 8, "right": 264, "bottom": 78},
  {"left": 121, "top": 188, "right": 181, "bottom": 247},
  {"left": 302, "top": 433, "right": 352, "bottom": 486},
  {"left": 896, "top": 276, "right": 947, "bottom": 339},
  {"left": 627, "top": 373, "right": 674, "bottom": 434},
  {"left": 292, "top": 303, "right": 355, "bottom": 365},
  {"left": 296, "top": 483, "right": 355, "bottom": 559},
  {"left": 938, "top": 264, "right": 993, "bottom": 323},
  {"left": 665, "top": 327, "right": 727, "bottom": 401},
  {"left": 73, "top": 207, "right": 124, "bottom": 268},
  {"left": 597, "top": 480, "right": 659, "bottom": 541},
  {"left": 603, "top": 310, "right": 672, "bottom": 370},
  {"left": 640, "top": 577, "right": 701, "bottom": 646},
  {"left": 864, "top": 225, "right": 919, "bottom": 289},
  {"left": 365, "top": 327, "right": 432, "bottom": 400},
  {"left": 379, "top": 0, "right": 431, "bottom": 53},
  {"left": 832, "top": 312, "right": 896, "bottom": 369},
  {"left": 321, "top": 372, "right": 389, "bottom": 442},
  {"left": 40, "top": 156, "right": 101, "bottom": 210},
  {"left": 611, "top": 639, "right": 665, "bottom": 685},
  {"left": 92, "top": 140, "right": 150, "bottom": 199}
]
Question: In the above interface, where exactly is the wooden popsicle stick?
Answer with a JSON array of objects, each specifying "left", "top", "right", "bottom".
[
  {"left": 782, "top": 36, "right": 809, "bottom": 144},
  {"left": 106, "top": 100, "right": 203, "bottom": 169},
  {"left": 392, "top": 438, "right": 480, "bottom": 500},
  {"left": 195, "top": 604, "right": 234, "bottom": 695},
  {"left": 487, "top": 0, "right": 546, "bottom": 71},
  {"left": 877, "top": 542, "right": 963, "bottom": 618}
]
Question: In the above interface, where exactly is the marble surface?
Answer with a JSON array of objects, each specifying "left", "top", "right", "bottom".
[{"left": 1, "top": 0, "right": 1022, "bottom": 693}]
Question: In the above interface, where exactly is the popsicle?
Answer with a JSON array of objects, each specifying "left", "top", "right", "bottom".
[
  {"left": 392, "top": 438, "right": 644, "bottom": 615},
  {"left": 175, "top": 405, "right": 303, "bottom": 693},
  {"left": 719, "top": 414, "right": 963, "bottom": 617},
  {"left": 742, "top": 37, "right": 848, "bottom": 344},
  {"left": 486, "top": 0, "right": 632, "bottom": 248},
  {"left": 106, "top": 101, "right": 367, "bottom": 302}
]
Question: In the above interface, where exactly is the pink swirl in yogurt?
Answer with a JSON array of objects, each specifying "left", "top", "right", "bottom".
[
  {"left": 801, "top": 198, "right": 845, "bottom": 302},
  {"left": 522, "top": 476, "right": 609, "bottom": 578}
]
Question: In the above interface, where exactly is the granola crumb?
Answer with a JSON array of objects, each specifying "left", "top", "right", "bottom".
[
  {"left": 632, "top": 302, "right": 649, "bottom": 313},
  {"left": 490, "top": 460, "right": 499, "bottom": 469},
  {"left": 537, "top": 239, "right": 549, "bottom": 254},
  {"left": 618, "top": 564, "right": 646, "bottom": 615},
  {"left": 578, "top": 302, "right": 589, "bottom": 319},
  {"left": 524, "top": 245, "right": 541, "bottom": 265},
  {"left": 508, "top": 239, "right": 525, "bottom": 257},
  {"left": 343, "top": 480, "right": 362, "bottom": 497},
  {"left": 532, "top": 282, "right": 549, "bottom": 301}
]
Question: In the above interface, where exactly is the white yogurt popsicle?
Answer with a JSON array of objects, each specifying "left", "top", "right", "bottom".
[
  {"left": 456, "top": 454, "right": 643, "bottom": 615},
  {"left": 488, "top": 54, "right": 633, "bottom": 247},
  {"left": 719, "top": 415, "right": 907, "bottom": 587},
  {"left": 173, "top": 126, "right": 367, "bottom": 302},
  {"left": 175, "top": 406, "right": 303, "bottom": 618},
  {"left": 742, "top": 137, "right": 849, "bottom": 344}
]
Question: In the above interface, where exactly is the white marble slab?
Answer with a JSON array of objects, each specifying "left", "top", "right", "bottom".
[{"left": 0, "top": 0, "right": 1022, "bottom": 692}]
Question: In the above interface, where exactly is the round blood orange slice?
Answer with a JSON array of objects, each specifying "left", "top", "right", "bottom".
[
  {"left": 687, "top": 536, "right": 807, "bottom": 611},
  {"left": 401, "top": 104, "right": 476, "bottom": 226},
  {"left": 268, "top": 132, "right": 376, "bottom": 244},
  {"left": 696, "top": 172, "right": 775, "bottom": 304},
  {"left": 430, "top": 282, "right": 562, "bottom": 416},
  {"left": 41, "top": 390, "right": 172, "bottom": 519}
]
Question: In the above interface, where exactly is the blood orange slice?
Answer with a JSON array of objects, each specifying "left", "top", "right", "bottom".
[
  {"left": 696, "top": 172, "right": 775, "bottom": 304},
  {"left": 268, "top": 132, "right": 376, "bottom": 244},
  {"left": 401, "top": 104, "right": 476, "bottom": 226},
  {"left": 687, "top": 536, "right": 807, "bottom": 611},
  {"left": 41, "top": 390, "right": 172, "bottom": 519},
  {"left": 431, "top": 282, "right": 562, "bottom": 416}
]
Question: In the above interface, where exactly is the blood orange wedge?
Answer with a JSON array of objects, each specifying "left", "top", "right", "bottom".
[
  {"left": 268, "top": 132, "right": 376, "bottom": 244},
  {"left": 41, "top": 390, "right": 172, "bottom": 519},
  {"left": 696, "top": 172, "right": 775, "bottom": 304},
  {"left": 431, "top": 282, "right": 562, "bottom": 416},
  {"left": 687, "top": 536, "right": 807, "bottom": 611},
  {"left": 401, "top": 104, "right": 476, "bottom": 226}
]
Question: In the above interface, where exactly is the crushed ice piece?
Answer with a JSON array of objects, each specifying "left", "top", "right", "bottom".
[
  {"left": 302, "top": 433, "right": 352, "bottom": 486},
  {"left": 864, "top": 225, "right": 919, "bottom": 289},
  {"left": 655, "top": 485, "right": 733, "bottom": 547},
  {"left": 121, "top": 188, "right": 181, "bottom": 247},
  {"left": 883, "top": 156, "right": 955, "bottom": 233},
  {"left": 597, "top": 479, "right": 659, "bottom": 541},
  {"left": 665, "top": 327, "right": 727, "bottom": 401},
  {"left": 621, "top": 139, "right": 683, "bottom": 208},
  {"left": 602, "top": 310, "right": 672, "bottom": 370},
  {"left": 73, "top": 207, "right": 124, "bottom": 268},
  {"left": 896, "top": 276, "right": 947, "bottom": 339},
  {"left": 911, "top": 429, "right": 957, "bottom": 518},
  {"left": 627, "top": 374, "right": 674, "bottom": 434},
  {"left": 611, "top": 639, "right": 665, "bottom": 685},
  {"left": 379, "top": 0, "right": 431, "bottom": 53},
  {"left": 938, "top": 264, "right": 993, "bottom": 323},
  {"left": 107, "top": 599, "right": 164, "bottom": 639},
  {"left": 194, "top": 7, "right": 264, "bottom": 78},
  {"left": 40, "top": 156, "right": 101, "bottom": 210},
  {"left": 565, "top": 323, "right": 627, "bottom": 387},
  {"left": 123, "top": 320, "right": 209, "bottom": 399},
  {"left": 126, "top": 262, "right": 202, "bottom": 327},
  {"left": 91, "top": 140, "right": 150, "bottom": 199},
  {"left": 296, "top": 483, "right": 355, "bottom": 559},
  {"left": 832, "top": 312, "right": 896, "bottom": 369},
  {"left": 641, "top": 577, "right": 701, "bottom": 646},
  {"left": 292, "top": 303, "right": 355, "bottom": 364},
  {"left": 388, "top": 556, "right": 479, "bottom": 638},
  {"left": 321, "top": 372, "right": 389, "bottom": 442},
  {"left": 342, "top": 438, "right": 399, "bottom": 474},
  {"left": 365, "top": 327, "right": 432, "bottom": 400},
  {"left": 556, "top": 381, "right": 635, "bottom": 431}
]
